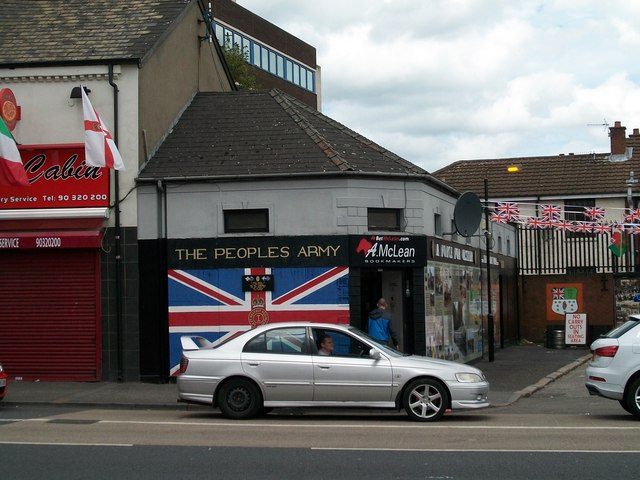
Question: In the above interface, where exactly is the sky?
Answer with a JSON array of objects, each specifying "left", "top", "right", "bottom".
[{"left": 237, "top": 0, "right": 640, "bottom": 172}]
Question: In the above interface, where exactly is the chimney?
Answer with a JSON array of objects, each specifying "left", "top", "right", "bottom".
[{"left": 610, "top": 121, "right": 627, "bottom": 155}]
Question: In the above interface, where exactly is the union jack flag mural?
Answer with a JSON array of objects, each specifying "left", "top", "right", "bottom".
[{"left": 167, "top": 266, "right": 349, "bottom": 374}]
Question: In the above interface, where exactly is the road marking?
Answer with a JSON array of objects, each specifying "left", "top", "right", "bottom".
[
  {"left": 4, "top": 417, "right": 640, "bottom": 431},
  {"left": 311, "top": 447, "right": 640, "bottom": 453},
  {"left": 0, "top": 441, "right": 132, "bottom": 447},
  {"left": 96, "top": 420, "right": 640, "bottom": 430}
]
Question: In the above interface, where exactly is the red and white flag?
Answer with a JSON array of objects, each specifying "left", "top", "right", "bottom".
[
  {"left": 0, "top": 115, "right": 29, "bottom": 186},
  {"left": 81, "top": 86, "right": 125, "bottom": 170}
]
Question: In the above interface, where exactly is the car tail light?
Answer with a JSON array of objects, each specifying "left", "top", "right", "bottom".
[
  {"left": 593, "top": 345, "right": 618, "bottom": 358},
  {"left": 179, "top": 356, "right": 189, "bottom": 374}
]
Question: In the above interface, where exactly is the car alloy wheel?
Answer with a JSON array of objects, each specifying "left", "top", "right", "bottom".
[
  {"left": 403, "top": 378, "right": 449, "bottom": 422},
  {"left": 218, "top": 379, "right": 262, "bottom": 420},
  {"left": 623, "top": 377, "right": 640, "bottom": 418}
]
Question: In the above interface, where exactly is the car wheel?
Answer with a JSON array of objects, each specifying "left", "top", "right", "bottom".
[
  {"left": 623, "top": 377, "right": 640, "bottom": 418},
  {"left": 402, "top": 378, "right": 449, "bottom": 422},
  {"left": 218, "top": 379, "right": 262, "bottom": 420}
]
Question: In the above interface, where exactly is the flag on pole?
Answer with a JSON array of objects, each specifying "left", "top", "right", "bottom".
[
  {"left": 81, "top": 86, "right": 125, "bottom": 170},
  {"left": 0, "top": 115, "right": 29, "bottom": 186}
]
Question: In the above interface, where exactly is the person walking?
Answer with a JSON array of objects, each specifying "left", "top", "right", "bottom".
[{"left": 367, "top": 298, "right": 399, "bottom": 349}]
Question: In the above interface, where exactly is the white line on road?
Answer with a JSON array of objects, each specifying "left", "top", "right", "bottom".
[
  {"left": 0, "top": 441, "right": 132, "bottom": 447},
  {"left": 311, "top": 447, "right": 640, "bottom": 453},
  {"left": 96, "top": 420, "right": 640, "bottom": 430}
]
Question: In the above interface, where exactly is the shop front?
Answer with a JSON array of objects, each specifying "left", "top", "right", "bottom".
[
  {"left": 427, "top": 238, "right": 502, "bottom": 363},
  {"left": 0, "top": 144, "right": 108, "bottom": 381}
]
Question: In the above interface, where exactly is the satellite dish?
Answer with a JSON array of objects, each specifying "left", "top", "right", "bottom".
[{"left": 453, "top": 191, "right": 483, "bottom": 237}]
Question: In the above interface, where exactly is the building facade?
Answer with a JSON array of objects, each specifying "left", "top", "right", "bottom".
[
  {"left": 434, "top": 121, "right": 640, "bottom": 345},
  {"left": 136, "top": 90, "right": 518, "bottom": 381},
  {"left": 0, "top": 0, "right": 233, "bottom": 381}
]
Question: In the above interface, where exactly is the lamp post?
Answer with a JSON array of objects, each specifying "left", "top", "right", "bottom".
[
  {"left": 484, "top": 177, "right": 495, "bottom": 362},
  {"left": 627, "top": 171, "right": 637, "bottom": 272}
]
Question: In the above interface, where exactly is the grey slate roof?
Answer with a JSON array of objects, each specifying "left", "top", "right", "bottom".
[
  {"left": 0, "top": 0, "right": 193, "bottom": 66},
  {"left": 138, "top": 89, "right": 433, "bottom": 181},
  {"left": 433, "top": 152, "right": 640, "bottom": 199}
]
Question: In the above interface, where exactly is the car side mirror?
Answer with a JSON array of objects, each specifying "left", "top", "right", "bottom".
[{"left": 369, "top": 348, "right": 381, "bottom": 360}]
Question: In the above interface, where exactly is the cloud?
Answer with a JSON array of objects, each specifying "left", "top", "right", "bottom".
[{"left": 237, "top": 1, "right": 640, "bottom": 171}]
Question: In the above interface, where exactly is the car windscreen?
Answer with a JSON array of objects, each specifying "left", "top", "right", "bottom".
[
  {"left": 346, "top": 326, "right": 403, "bottom": 357},
  {"left": 602, "top": 319, "right": 640, "bottom": 339}
]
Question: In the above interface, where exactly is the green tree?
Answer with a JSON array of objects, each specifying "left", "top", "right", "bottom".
[{"left": 222, "top": 35, "right": 258, "bottom": 90}]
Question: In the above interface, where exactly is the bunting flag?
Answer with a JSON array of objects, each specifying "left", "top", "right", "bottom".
[
  {"left": 540, "top": 204, "right": 562, "bottom": 220},
  {"left": 81, "top": 86, "right": 125, "bottom": 170},
  {"left": 486, "top": 201, "right": 640, "bottom": 238},
  {"left": 624, "top": 208, "right": 640, "bottom": 223},
  {"left": 584, "top": 206, "right": 605, "bottom": 221},
  {"left": 496, "top": 202, "right": 520, "bottom": 222},
  {"left": 0, "top": 115, "right": 29, "bottom": 186}
]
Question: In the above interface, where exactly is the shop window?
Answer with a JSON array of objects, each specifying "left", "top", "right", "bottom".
[
  {"left": 224, "top": 209, "right": 269, "bottom": 233},
  {"left": 368, "top": 208, "right": 402, "bottom": 231}
]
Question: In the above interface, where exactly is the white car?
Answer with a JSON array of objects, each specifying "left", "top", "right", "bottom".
[
  {"left": 177, "top": 322, "right": 490, "bottom": 421},
  {"left": 585, "top": 314, "right": 640, "bottom": 417}
]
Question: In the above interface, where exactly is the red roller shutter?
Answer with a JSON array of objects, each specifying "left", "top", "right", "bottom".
[{"left": 0, "top": 249, "right": 100, "bottom": 381}]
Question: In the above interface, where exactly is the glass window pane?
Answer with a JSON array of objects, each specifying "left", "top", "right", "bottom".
[
  {"left": 300, "top": 68, "right": 307, "bottom": 89},
  {"left": 224, "top": 209, "right": 269, "bottom": 233},
  {"left": 307, "top": 71, "right": 314, "bottom": 92},
  {"left": 261, "top": 49, "right": 269, "bottom": 71},
  {"left": 286, "top": 60, "right": 293, "bottom": 81},
  {"left": 368, "top": 208, "right": 402, "bottom": 231},
  {"left": 277, "top": 56, "right": 284, "bottom": 78},
  {"left": 215, "top": 24, "right": 224, "bottom": 44},
  {"left": 269, "top": 51, "right": 277, "bottom": 74},
  {"left": 253, "top": 44, "right": 261, "bottom": 67},
  {"left": 293, "top": 64, "right": 300, "bottom": 85}
]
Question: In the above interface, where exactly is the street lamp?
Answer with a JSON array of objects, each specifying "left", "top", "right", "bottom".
[{"left": 483, "top": 177, "right": 495, "bottom": 362}]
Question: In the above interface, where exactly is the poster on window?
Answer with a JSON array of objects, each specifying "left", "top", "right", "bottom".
[{"left": 424, "top": 263, "right": 485, "bottom": 363}]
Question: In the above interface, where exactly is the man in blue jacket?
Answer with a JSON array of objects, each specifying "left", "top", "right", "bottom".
[{"left": 367, "top": 298, "right": 399, "bottom": 350}]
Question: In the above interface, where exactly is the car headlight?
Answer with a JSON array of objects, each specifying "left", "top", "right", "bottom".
[{"left": 455, "top": 372, "right": 483, "bottom": 383}]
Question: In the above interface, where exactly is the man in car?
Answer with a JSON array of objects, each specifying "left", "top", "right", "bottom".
[{"left": 318, "top": 335, "right": 334, "bottom": 355}]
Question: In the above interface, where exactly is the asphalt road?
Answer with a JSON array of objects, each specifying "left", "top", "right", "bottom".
[{"left": 1, "top": 367, "right": 638, "bottom": 479}]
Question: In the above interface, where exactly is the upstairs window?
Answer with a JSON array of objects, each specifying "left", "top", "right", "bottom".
[
  {"left": 224, "top": 209, "right": 269, "bottom": 234},
  {"left": 565, "top": 199, "right": 595, "bottom": 238},
  {"left": 368, "top": 208, "right": 402, "bottom": 231}
]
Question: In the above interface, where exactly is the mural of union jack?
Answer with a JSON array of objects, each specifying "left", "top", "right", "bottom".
[{"left": 167, "top": 266, "right": 349, "bottom": 374}]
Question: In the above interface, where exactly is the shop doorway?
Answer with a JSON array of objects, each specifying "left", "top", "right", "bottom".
[{"left": 360, "top": 269, "right": 408, "bottom": 351}]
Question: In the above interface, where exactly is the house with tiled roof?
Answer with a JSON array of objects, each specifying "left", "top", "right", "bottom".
[
  {"left": 434, "top": 121, "right": 640, "bottom": 344},
  {"left": 0, "top": 0, "right": 233, "bottom": 382},
  {"left": 136, "top": 89, "right": 519, "bottom": 379}
]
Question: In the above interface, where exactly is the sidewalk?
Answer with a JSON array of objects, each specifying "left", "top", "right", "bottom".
[{"left": 0, "top": 344, "right": 591, "bottom": 410}]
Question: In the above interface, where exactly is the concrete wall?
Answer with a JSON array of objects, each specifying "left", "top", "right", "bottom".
[
  {"left": 138, "top": 176, "right": 517, "bottom": 258},
  {"left": 138, "top": 2, "right": 232, "bottom": 167}
]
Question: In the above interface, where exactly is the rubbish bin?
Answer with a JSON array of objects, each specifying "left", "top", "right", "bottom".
[{"left": 546, "top": 325, "right": 565, "bottom": 349}]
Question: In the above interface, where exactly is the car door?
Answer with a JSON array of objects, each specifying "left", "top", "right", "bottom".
[
  {"left": 241, "top": 326, "right": 314, "bottom": 402},
  {"left": 311, "top": 328, "right": 394, "bottom": 403}
]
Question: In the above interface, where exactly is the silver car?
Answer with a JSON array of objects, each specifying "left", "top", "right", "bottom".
[
  {"left": 177, "top": 322, "right": 489, "bottom": 421},
  {"left": 586, "top": 314, "right": 640, "bottom": 417}
]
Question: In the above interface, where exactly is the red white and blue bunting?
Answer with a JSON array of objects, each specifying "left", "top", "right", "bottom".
[{"left": 489, "top": 202, "right": 640, "bottom": 235}]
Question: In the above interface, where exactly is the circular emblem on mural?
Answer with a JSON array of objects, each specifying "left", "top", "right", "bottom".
[
  {"left": 248, "top": 306, "right": 269, "bottom": 328},
  {"left": 0, "top": 88, "right": 19, "bottom": 131}
]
